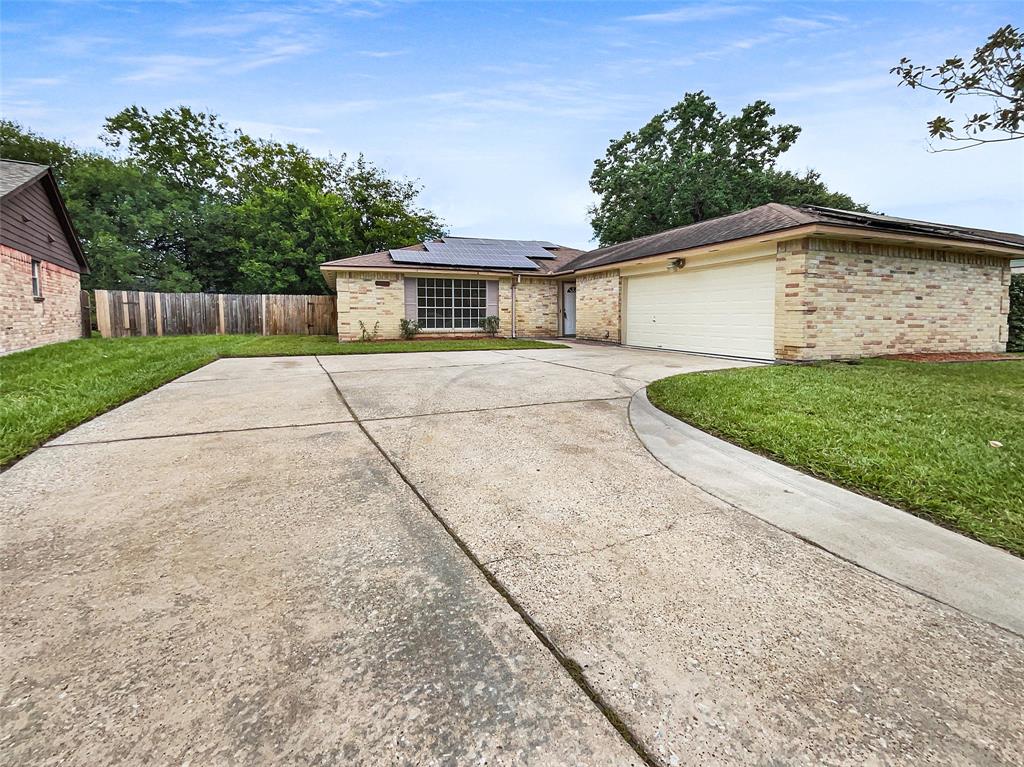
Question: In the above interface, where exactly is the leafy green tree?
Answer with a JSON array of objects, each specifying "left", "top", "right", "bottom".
[
  {"left": 224, "top": 184, "right": 353, "bottom": 294},
  {"left": 892, "top": 24, "right": 1023, "bottom": 151},
  {"left": 341, "top": 156, "right": 445, "bottom": 255},
  {"left": 3, "top": 109, "right": 445, "bottom": 295},
  {"left": 61, "top": 156, "right": 200, "bottom": 291},
  {"left": 589, "top": 92, "right": 867, "bottom": 246},
  {"left": 0, "top": 120, "right": 80, "bottom": 178},
  {"left": 102, "top": 106, "right": 239, "bottom": 192}
]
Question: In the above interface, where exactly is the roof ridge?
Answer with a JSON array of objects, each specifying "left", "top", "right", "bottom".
[
  {"left": 765, "top": 202, "right": 814, "bottom": 225},
  {"left": 0, "top": 158, "right": 48, "bottom": 168}
]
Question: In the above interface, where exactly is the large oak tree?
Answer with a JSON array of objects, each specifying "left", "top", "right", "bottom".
[{"left": 589, "top": 92, "right": 867, "bottom": 246}]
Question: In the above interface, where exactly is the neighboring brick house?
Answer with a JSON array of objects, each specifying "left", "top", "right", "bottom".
[
  {"left": 320, "top": 205, "right": 1022, "bottom": 361},
  {"left": 1, "top": 160, "right": 89, "bottom": 354}
]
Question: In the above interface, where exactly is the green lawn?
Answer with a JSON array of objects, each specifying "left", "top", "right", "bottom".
[
  {"left": 0, "top": 334, "right": 562, "bottom": 468},
  {"left": 647, "top": 358, "right": 1024, "bottom": 556}
]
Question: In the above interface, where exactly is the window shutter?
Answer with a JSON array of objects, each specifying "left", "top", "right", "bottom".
[
  {"left": 485, "top": 280, "right": 498, "bottom": 317},
  {"left": 404, "top": 277, "right": 418, "bottom": 321}
]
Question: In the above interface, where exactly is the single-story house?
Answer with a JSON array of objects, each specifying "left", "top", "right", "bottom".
[
  {"left": 1, "top": 160, "right": 89, "bottom": 354},
  {"left": 320, "top": 204, "right": 1023, "bottom": 361}
]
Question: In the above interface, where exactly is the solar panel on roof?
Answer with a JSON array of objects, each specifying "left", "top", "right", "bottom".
[
  {"left": 428, "top": 238, "right": 557, "bottom": 259},
  {"left": 389, "top": 247, "right": 540, "bottom": 270}
]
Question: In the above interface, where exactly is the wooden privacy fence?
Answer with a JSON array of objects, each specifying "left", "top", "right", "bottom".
[{"left": 94, "top": 290, "right": 336, "bottom": 338}]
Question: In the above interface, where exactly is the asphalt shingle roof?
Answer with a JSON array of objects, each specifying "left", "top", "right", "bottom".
[
  {"left": 560, "top": 203, "right": 1024, "bottom": 273},
  {"left": 0, "top": 159, "right": 48, "bottom": 199}
]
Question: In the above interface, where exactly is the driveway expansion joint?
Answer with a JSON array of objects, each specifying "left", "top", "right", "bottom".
[
  {"left": 42, "top": 419, "right": 356, "bottom": 448},
  {"left": 314, "top": 355, "right": 664, "bottom": 767}
]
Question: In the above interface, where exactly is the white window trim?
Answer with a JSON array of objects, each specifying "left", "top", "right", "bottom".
[
  {"left": 416, "top": 278, "right": 487, "bottom": 330},
  {"left": 31, "top": 260, "right": 42, "bottom": 298}
]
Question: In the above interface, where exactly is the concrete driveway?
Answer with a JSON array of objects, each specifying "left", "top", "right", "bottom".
[{"left": 3, "top": 343, "right": 1022, "bottom": 766}]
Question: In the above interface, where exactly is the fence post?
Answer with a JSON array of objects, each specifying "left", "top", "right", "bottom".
[
  {"left": 121, "top": 290, "right": 131, "bottom": 334},
  {"left": 261, "top": 294, "right": 268, "bottom": 335},
  {"left": 218, "top": 294, "right": 226, "bottom": 335},
  {"left": 94, "top": 289, "right": 110, "bottom": 337},
  {"left": 154, "top": 293, "right": 163, "bottom": 336}
]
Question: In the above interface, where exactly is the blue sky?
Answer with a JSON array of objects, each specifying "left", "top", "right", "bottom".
[{"left": 2, "top": 0, "right": 1022, "bottom": 249}]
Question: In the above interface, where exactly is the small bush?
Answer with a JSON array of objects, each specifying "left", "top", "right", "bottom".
[
  {"left": 358, "top": 320, "right": 380, "bottom": 342},
  {"left": 480, "top": 315, "right": 500, "bottom": 337},
  {"left": 1009, "top": 273, "right": 1024, "bottom": 352},
  {"left": 399, "top": 318, "right": 420, "bottom": 340}
]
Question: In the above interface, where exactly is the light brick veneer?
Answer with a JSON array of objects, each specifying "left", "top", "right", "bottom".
[
  {"left": 335, "top": 271, "right": 406, "bottom": 341},
  {"left": 334, "top": 271, "right": 514, "bottom": 341},
  {"left": 775, "top": 237, "right": 1011, "bottom": 360},
  {"left": 514, "top": 277, "right": 558, "bottom": 337},
  {"left": 576, "top": 270, "right": 621, "bottom": 342},
  {"left": 1, "top": 245, "right": 83, "bottom": 354}
]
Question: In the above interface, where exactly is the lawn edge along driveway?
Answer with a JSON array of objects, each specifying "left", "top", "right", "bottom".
[
  {"left": 646, "top": 358, "right": 1024, "bottom": 558},
  {"left": 0, "top": 335, "right": 564, "bottom": 469}
]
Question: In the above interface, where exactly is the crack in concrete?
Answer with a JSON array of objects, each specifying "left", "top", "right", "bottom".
[
  {"left": 357, "top": 396, "right": 632, "bottom": 423},
  {"left": 496, "top": 351, "right": 648, "bottom": 395},
  {"left": 479, "top": 515, "right": 700, "bottom": 568},
  {"left": 322, "top": 359, "right": 520, "bottom": 376}
]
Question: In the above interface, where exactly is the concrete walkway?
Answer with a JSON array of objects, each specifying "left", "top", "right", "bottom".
[
  {"left": 3, "top": 344, "right": 1022, "bottom": 766},
  {"left": 629, "top": 389, "right": 1024, "bottom": 636}
]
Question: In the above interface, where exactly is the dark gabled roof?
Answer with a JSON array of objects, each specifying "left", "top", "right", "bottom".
[
  {"left": 0, "top": 159, "right": 49, "bottom": 198},
  {"left": 562, "top": 203, "right": 1024, "bottom": 273},
  {"left": 321, "top": 238, "right": 584, "bottom": 274},
  {"left": 0, "top": 159, "right": 89, "bottom": 273}
]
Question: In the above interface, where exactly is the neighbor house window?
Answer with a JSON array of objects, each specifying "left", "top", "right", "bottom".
[
  {"left": 417, "top": 278, "right": 486, "bottom": 329},
  {"left": 31, "top": 260, "right": 42, "bottom": 298}
]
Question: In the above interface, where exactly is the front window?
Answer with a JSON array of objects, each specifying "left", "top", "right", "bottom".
[
  {"left": 417, "top": 278, "right": 486, "bottom": 330},
  {"left": 31, "top": 260, "right": 42, "bottom": 298}
]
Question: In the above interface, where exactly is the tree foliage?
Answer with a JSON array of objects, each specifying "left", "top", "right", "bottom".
[
  {"left": 589, "top": 92, "right": 867, "bottom": 246},
  {"left": 891, "top": 24, "right": 1024, "bottom": 151},
  {"left": 1, "top": 107, "right": 444, "bottom": 294}
]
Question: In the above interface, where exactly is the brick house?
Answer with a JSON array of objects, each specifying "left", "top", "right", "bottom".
[
  {"left": 1, "top": 160, "right": 89, "bottom": 354},
  {"left": 320, "top": 205, "right": 1022, "bottom": 361}
]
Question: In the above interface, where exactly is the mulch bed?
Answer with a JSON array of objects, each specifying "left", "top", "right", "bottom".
[{"left": 881, "top": 352, "right": 1021, "bottom": 363}]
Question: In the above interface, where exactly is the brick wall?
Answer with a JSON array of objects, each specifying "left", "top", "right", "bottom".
[
  {"left": 514, "top": 277, "right": 558, "bottom": 337},
  {"left": 334, "top": 272, "right": 514, "bottom": 341},
  {"left": 775, "top": 237, "right": 1011, "bottom": 360},
  {"left": 1, "top": 245, "right": 83, "bottom": 354},
  {"left": 497, "top": 277, "right": 513, "bottom": 336},
  {"left": 576, "top": 270, "right": 621, "bottom": 342},
  {"left": 335, "top": 271, "right": 406, "bottom": 341}
]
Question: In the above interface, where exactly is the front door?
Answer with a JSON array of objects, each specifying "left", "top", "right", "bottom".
[{"left": 562, "top": 282, "right": 577, "bottom": 336}]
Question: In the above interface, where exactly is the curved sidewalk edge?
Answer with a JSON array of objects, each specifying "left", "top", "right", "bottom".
[{"left": 629, "top": 389, "right": 1024, "bottom": 637}]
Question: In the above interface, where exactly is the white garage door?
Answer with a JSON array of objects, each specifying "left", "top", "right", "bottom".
[{"left": 624, "top": 258, "right": 775, "bottom": 360}]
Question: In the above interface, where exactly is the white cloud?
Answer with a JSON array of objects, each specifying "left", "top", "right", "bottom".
[
  {"left": 765, "top": 75, "right": 892, "bottom": 101},
  {"left": 231, "top": 120, "right": 323, "bottom": 139},
  {"left": 117, "top": 54, "right": 223, "bottom": 83},
  {"left": 622, "top": 4, "right": 751, "bottom": 23},
  {"left": 356, "top": 49, "right": 407, "bottom": 58}
]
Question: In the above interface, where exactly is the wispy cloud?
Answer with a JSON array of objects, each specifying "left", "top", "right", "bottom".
[
  {"left": 623, "top": 4, "right": 751, "bottom": 23},
  {"left": 118, "top": 54, "right": 223, "bottom": 83},
  {"left": 356, "top": 49, "right": 407, "bottom": 58},
  {"left": 765, "top": 75, "right": 891, "bottom": 101},
  {"left": 232, "top": 120, "right": 323, "bottom": 138},
  {"left": 177, "top": 10, "right": 299, "bottom": 38},
  {"left": 228, "top": 39, "right": 316, "bottom": 73},
  {"left": 43, "top": 34, "right": 120, "bottom": 57}
]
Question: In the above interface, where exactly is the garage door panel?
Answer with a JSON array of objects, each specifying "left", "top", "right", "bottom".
[{"left": 624, "top": 259, "right": 775, "bottom": 360}]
